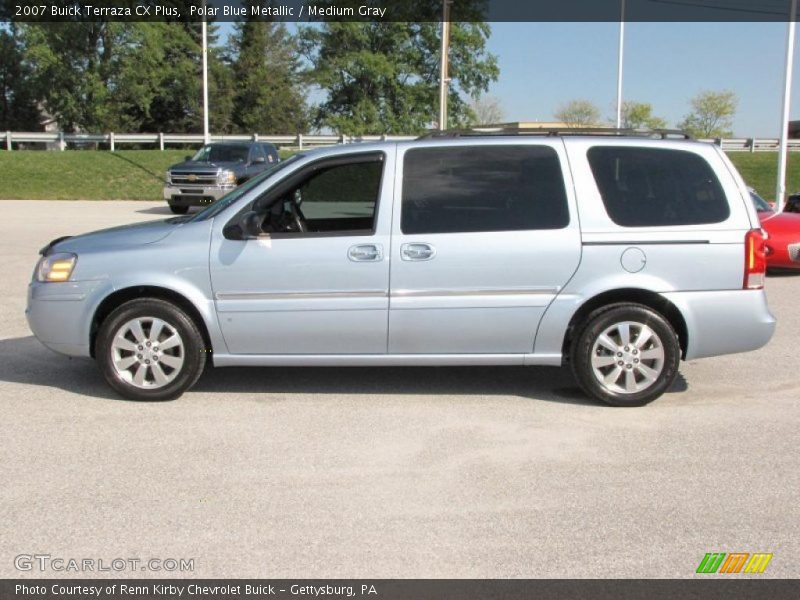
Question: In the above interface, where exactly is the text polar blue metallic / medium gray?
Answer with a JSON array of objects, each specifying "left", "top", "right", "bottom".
[{"left": 26, "top": 134, "right": 776, "bottom": 404}]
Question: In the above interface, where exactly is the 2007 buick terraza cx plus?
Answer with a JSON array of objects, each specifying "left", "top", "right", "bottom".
[{"left": 27, "top": 130, "right": 776, "bottom": 406}]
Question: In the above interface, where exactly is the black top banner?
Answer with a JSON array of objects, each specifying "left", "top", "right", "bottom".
[{"left": 2, "top": 0, "right": 800, "bottom": 23}]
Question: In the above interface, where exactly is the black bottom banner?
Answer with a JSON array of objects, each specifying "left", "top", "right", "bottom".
[{"left": 2, "top": 579, "right": 799, "bottom": 600}]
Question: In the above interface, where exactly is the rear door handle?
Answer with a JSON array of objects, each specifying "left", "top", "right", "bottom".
[
  {"left": 348, "top": 244, "right": 383, "bottom": 262},
  {"left": 401, "top": 243, "right": 436, "bottom": 261}
]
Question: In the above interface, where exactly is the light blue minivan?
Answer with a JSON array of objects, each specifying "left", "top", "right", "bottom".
[{"left": 27, "top": 130, "right": 775, "bottom": 405}]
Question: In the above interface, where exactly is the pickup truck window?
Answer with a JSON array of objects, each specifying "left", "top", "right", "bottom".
[
  {"left": 401, "top": 145, "right": 570, "bottom": 234},
  {"left": 250, "top": 144, "right": 267, "bottom": 162},
  {"left": 192, "top": 144, "right": 250, "bottom": 163}
]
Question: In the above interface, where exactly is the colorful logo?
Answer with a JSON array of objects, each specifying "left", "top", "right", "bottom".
[{"left": 696, "top": 552, "right": 773, "bottom": 574}]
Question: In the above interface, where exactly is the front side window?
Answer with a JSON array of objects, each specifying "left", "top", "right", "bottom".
[
  {"left": 250, "top": 144, "right": 267, "bottom": 162},
  {"left": 401, "top": 145, "right": 570, "bottom": 235},
  {"left": 262, "top": 143, "right": 279, "bottom": 162},
  {"left": 260, "top": 157, "right": 383, "bottom": 235},
  {"left": 191, "top": 154, "right": 305, "bottom": 222},
  {"left": 587, "top": 147, "right": 730, "bottom": 227},
  {"left": 750, "top": 190, "right": 773, "bottom": 213}
]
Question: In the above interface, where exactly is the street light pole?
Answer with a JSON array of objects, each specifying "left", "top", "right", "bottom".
[
  {"left": 776, "top": 0, "right": 797, "bottom": 212},
  {"left": 438, "top": 0, "right": 451, "bottom": 130},
  {"left": 615, "top": 0, "right": 626, "bottom": 129},
  {"left": 201, "top": 11, "right": 210, "bottom": 144}
]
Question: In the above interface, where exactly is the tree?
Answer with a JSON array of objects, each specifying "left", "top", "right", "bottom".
[
  {"left": 228, "top": 4, "right": 308, "bottom": 134},
  {"left": 0, "top": 24, "right": 39, "bottom": 131},
  {"left": 678, "top": 90, "right": 738, "bottom": 138},
  {"left": 554, "top": 99, "right": 601, "bottom": 126},
  {"left": 468, "top": 95, "right": 505, "bottom": 126},
  {"left": 138, "top": 22, "right": 234, "bottom": 134},
  {"left": 300, "top": 21, "right": 498, "bottom": 134},
  {"left": 20, "top": 21, "right": 234, "bottom": 134},
  {"left": 20, "top": 22, "right": 130, "bottom": 131},
  {"left": 619, "top": 101, "right": 667, "bottom": 129}
]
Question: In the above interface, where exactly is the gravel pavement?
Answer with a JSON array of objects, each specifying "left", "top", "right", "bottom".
[{"left": 1, "top": 200, "right": 798, "bottom": 579}]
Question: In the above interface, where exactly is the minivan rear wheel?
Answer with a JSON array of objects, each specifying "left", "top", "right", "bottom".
[
  {"left": 570, "top": 303, "right": 680, "bottom": 407},
  {"left": 96, "top": 298, "right": 205, "bottom": 401}
]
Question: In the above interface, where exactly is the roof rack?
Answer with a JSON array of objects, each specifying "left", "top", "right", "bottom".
[{"left": 416, "top": 127, "right": 694, "bottom": 141}]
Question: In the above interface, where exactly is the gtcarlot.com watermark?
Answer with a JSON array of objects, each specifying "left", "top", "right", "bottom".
[{"left": 15, "top": 554, "right": 194, "bottom": 573}]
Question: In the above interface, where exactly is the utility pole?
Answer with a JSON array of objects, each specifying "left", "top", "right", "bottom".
[
  {"left": 201, "top": 7, "right": 210, "bottom": 144},
  {"left": 776, "top": 0, "right": 797, "bottom": 212},
  {"left": 438, "top": 0, "right": 452, "bottom": 130},
  {"left": 615, "top": 0, "right": 626, "bottom": 129}
]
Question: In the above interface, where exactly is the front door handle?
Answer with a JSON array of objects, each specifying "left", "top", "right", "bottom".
[
  {"left": 348, "top": 244, "right": 383, "bottom": 262},
  {"left": 401, "top": 243, "right": 436, "bottom": 261}
]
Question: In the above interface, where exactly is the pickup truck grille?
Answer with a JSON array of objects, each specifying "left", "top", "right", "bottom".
[{"left": 169, "top": 170, "right": 218, "bottom": 185}]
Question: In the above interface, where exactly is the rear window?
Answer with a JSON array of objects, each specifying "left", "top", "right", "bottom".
[
  {"left": 401, "top": 145, "right": 570, "bottom": 234},
  {"left": 587, "top": 147, "right": 730, "bottom": 227}
]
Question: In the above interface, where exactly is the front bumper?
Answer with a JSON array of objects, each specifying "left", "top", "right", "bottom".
[
  {"left": 163, "top": 184, "right": 235, "bottom": 206},
  {"left": 26, "top": 279, "right": 109, "bottom": 358}
]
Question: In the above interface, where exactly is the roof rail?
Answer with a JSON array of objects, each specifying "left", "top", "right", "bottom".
[{"left": 416, "top": 127, "right": 694, "bottom": 141}]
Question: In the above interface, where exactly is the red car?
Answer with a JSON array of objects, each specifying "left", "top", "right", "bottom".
[{"left": 750, "top": 189, "right": 800, "bottom": 269}]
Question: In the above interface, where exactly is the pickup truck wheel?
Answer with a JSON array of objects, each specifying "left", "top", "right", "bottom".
[
  {"left": 96, "top": 298, "right": 205, "bottom": 401},
  {"left": 570, "top": 303, "right": 680, "bottom": 407},
  {"left": 168, "top": 204, "right": 189, "bottom": 215}
]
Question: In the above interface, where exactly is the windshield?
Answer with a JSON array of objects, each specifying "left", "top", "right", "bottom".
[
  {"left": 191, "top": 144, "right": 250, "bottom": 163},
  {"left": 189, "top": 154, "right": 304, "bottom": 222},
  {"left": 749, "top": 190, "right": 773, "bottom": 213}
]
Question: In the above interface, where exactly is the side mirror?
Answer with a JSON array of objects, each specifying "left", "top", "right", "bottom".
[{"left": 223, "top": 210, "right": 263, "bottom": 240}]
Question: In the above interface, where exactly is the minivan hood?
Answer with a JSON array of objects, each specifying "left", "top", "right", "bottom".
[
  {"left": 46, "top": 218, "right": 185, "bottom": 255},
  {"left": 170, "top": 160, "right": 243, "bottom": 171}
]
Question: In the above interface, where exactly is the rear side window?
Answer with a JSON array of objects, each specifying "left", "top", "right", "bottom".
[
  {"left": 401, "top": 145, "right": 570, "bottom": 234},
  {"left": 587, "top": 147, "right": 730, "bottom": 227}
]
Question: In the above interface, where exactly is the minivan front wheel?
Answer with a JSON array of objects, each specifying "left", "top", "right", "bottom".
[
  {"left": 570, "top": 304, "right": 680, "bottom": 407},
  {"left": 96, "top": 298, "right": 205, "bottom": 401}
]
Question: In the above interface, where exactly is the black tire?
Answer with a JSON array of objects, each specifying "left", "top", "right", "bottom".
[
  {"left": 570, "top": 303, "right": 680, "bottom": 407},
  {"left": 169, "top": 204, "right": 189, "bottom": 215},
  {"left": 96, "top": 298, "right": 206, "bottom": 401}
]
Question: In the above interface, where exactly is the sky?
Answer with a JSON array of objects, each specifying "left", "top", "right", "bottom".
[
  {"left": 220, "top": 20, "right": 800, "bottom": 137},
  {"left": 485, "top": 21, "right": 794, "bottom": 136}
]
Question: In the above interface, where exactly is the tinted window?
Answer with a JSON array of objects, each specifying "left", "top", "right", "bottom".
[
  {"left": 261, "top": 143, "right": 279, "bottom": 162},
  {"left": 250, "top": 144, "right": 266, "bottom": 162},
  {"left": 587, "top": 147, "right": 730, "bottom": 227},
  {"left": 299, "top": 161, "right": 382, "bottom": 223},
  {"left": 401, "top": 146, "right": 570, "bottom": 234},
  {"left": 750, "top": 190, "right": 773, "bottom": 213},
  {"left": 191, "top": 144, "right": 249, "bottom": 163},
  {"left": 260, "top": 157, "right": 383, "bottom": 236}
]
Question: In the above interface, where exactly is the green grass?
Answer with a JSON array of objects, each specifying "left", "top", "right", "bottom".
[
  {"left": 0, "top": 149, "right": 796, "bottom": 201},
  {"left": 726, "top": 152, "right": 800, "bottom": 201},
  {"left": 0, "top": 148, "right": 297, "bottom": 200}
]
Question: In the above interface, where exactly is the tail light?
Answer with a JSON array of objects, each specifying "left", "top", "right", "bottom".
[{"left": 744, "top": 229, "right": 767, "bottom": 289}]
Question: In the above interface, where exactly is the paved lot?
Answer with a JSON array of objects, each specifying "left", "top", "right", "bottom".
[{"left": 1, "top": 200, "right": 798, "bottom": 579}]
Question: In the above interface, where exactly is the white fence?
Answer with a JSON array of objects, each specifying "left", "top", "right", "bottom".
[
  {"left": 0, "top": 131, "right": 416, "bottom": 151},
  {"left": 1, "top": 131, "right": 800, "bottom": 152}
]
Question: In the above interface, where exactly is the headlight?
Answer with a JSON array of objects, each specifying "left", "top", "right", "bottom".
[
  {"left": 36, "top": 253, "right": 77, "bottom": 282},
  {"left": 165, "top": 170, "right": 171, "bottom": 184},
  {"left": 218, "top": 170, "right": 236, "bottom": 185}
]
